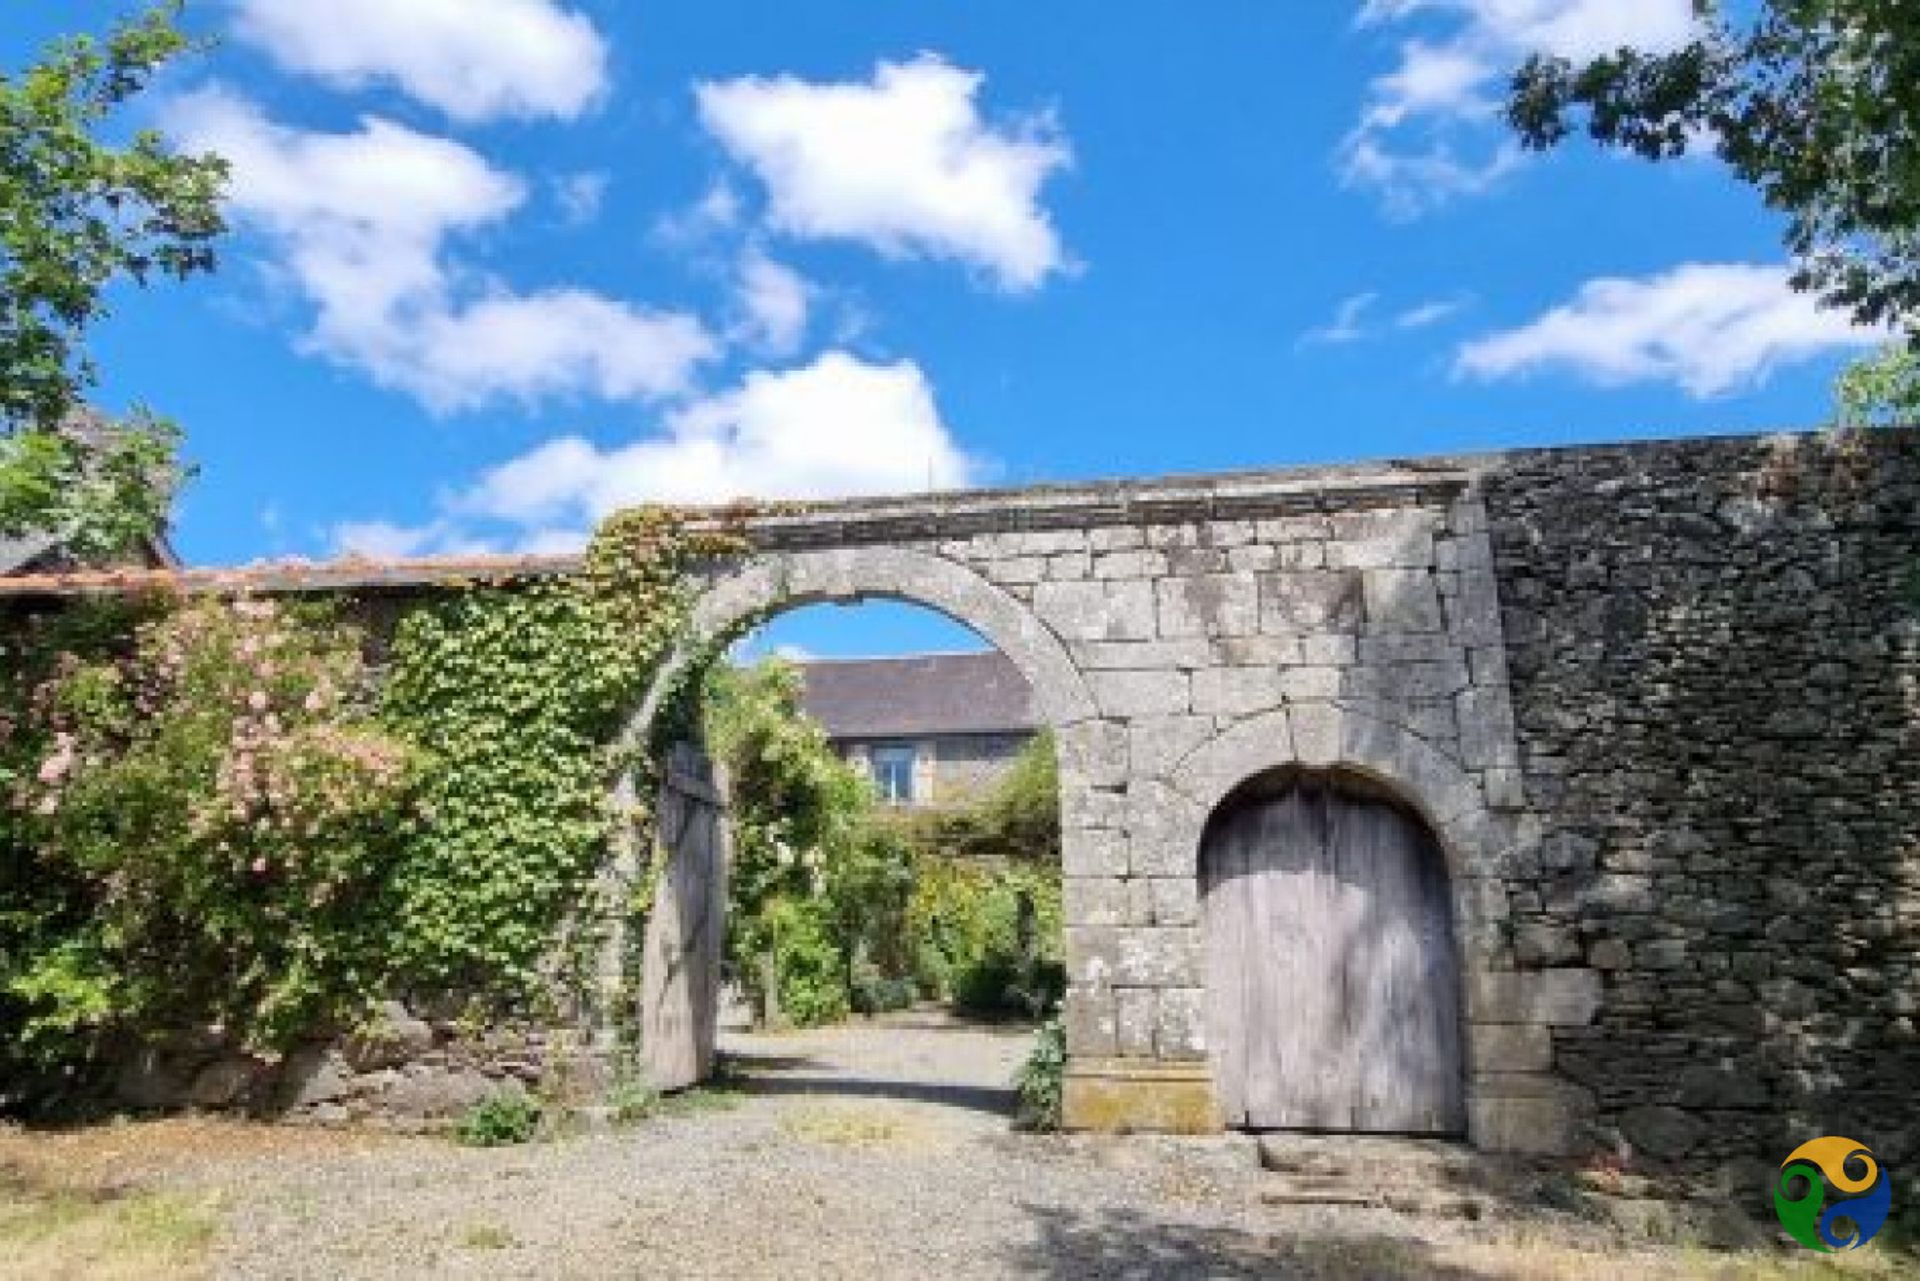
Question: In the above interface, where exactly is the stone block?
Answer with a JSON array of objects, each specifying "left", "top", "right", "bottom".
[
  {"left": 1128, "top": 715, "right": 1213, "bottom": 780},
  {"left": 1259, "top": 571, "right": 1363, "bottom": 633},
  {"left": 1256, "top": 515, "right": 1330, "bottom": 542},
  {"left": 1191, "top": 667, "right": 1282, "bottom": 717},
  {"left": 1089, "top": 526, "right": 1145, "bottom": 553},
  {"left": 1289, "top": 701, "right": 1343, "bottom": 766},
  {"left": 1063, "top": 785, "right": 1126, "bottom": 830},
  {"left": 1092, "top": 550, "right": 1165, "bottom": 580},
  {"left": 1468, "top": 1023, "right": 1554, "bottom": 1074},
  {"left": 1209, "top": 636, "right": 1304, "bottom": 669},
  {"left": 1515, "top": 921, "right": 1582, "bottom": 967},
  {"left": 1115, "top": 988, "right": 1158, "bottom": 1057},
  {"left": 1065, "top": 926, "right": 1122, "bottom": 989},
  {"left": 1155, "top": 988, "right": 1208, "bottom": 1059},
  {"left": 1034, "top": 579, "right": 1156, "bottom": 642},
  {"left": 1071, "top": 639, "right": 1211, "bottom": 670},
  {"left": 991, "top": 556, "right": 1047, "bottom": 584},
  {"left": 1062, "top": 824, "right": 1128, "bottom": 878},
  {"left": 1147, "top": 877, "right": 1200, "bottom": 926},
  {"left": 1299, "top": 635, "right": 1357, "bottom": 666},
  {"left": 1620, "top": 1104, "right": 1707, "bottom": 1159},
  {"left": 1063, "top": 987, "right": 1118, "bottom": 1057},
  {"left": 1063, "top": 1061, "right": 1222, "bottom": 1134},
  {"left": 1278, "top": 666, "right": 1343, "bottom": 701},
  {"left": 1047, "top": 552, "right": 1093, "bottom": 580},
  {"left": 1092, "top": 669, "right": 1190, "bottom": 717},
  {"left": 1127, "top": 784, "right": 1204, "bottom": 878},
  {"left": 1058, "top": 720, "right": 1129, "bottom": 788},
  {"left": 1156, "top": 574, "right": 1259, "bottom": 639},
  {"left": 1469, "top": 1092, "right": 1581, "bottom": 1156},
  {"left": 1469, "top": 969, "right": 1603, "bottom": 1026},
  {"left": 1344, "top": 659, "right": 1469, "bottom": 703},
  {"left": 1448, "top": 569, "right": 1505, "bottom": 646},
  {"left": 1064, "top": 877, "right": 1130, "bottom": 927},
  {"left": 1363, "top": 569, "right": 1444, "bottom": 633},
  {"left": 1116, "top": 926, "right": 1204, "bottom": 985},
  {"left": 1455, "top": 687, "right": 1521, "bottom": 769}
]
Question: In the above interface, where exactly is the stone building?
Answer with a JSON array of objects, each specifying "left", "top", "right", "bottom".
[{"left": 796, "top": 652, "right": 1039, "bottom": 807}]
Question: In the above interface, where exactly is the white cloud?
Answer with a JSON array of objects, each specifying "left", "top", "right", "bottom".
[
  {"left": 553, "top": 171, "right": 609, "bottom": 225},
  {"left": 1347, "top": 1, "right": 1700, "bottom": 214},
  {"left": 696, "top": 55, "right": 1072, "bottom": 290},
  {"left": 346, "top": 352, "right": 980, "bottom": 556},
  {"left": 733, "top": 248, "right": 811, "bottom": 355},
  {"left": 461, "top": 352, "right": 979, "bottom": 525},
  {"left": 171, "top": 90, "right": 715, "bottom": 413},
  {"left": 230, "top": 0, "right": 609, "bottom": 123},
  {"left": 1301, "top": 292, "right": 1380, "bottom": 345},
  {"left": 1395, "top": 295, "right": 1471, "bottom": 329},
  {"left": 1456, "top": 263, "right": 1879, "bottom": 397}
]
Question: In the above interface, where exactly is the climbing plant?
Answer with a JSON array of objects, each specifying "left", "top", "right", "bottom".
[{"left": 0, "top": 505, "right": 750, "bottom": 1107}]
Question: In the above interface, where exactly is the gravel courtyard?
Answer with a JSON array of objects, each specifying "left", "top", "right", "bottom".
[{"left": 2, "top": 1016, "right": 1899, "bottom": 1280}]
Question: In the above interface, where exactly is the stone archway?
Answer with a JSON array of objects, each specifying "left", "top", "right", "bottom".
[{"left": 611, "top": 546, "right": 1101, "bottom": 1090}]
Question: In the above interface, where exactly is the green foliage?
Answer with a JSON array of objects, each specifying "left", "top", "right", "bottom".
[
  {"left": 1014, "top": 1015, "right": 1066, "bottom": 1132},
  {"left": 1836, "top": 342, "right": 1920, "bottom": 427},
  {"left": 0, "top": 506, "right": 749, "bottom": 1109},
  {"left": 908, "top": 858, "right": 1064, "bottom": 1018},
  {"left": 1507, "top": 3, "right": 1920, "bottom": 338},
  {"left": 757, "top": 897, "right": 851, "bottom": 1028},
  {"left": 454, "top": 1090, "right": 542, "bottom": 1147},
  {"left": 379, "top": 582, "right": 637, "bottom": 1002},
  {"left": 0, "top": 2, "right": 225, "bottom": 547},
  {"left": 1, "top": 597, "right": 418, "bottom": 1081}
]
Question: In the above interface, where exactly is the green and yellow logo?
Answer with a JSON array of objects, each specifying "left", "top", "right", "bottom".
[{"left": 1775, "top": 1137, "right": 1892, "bottom": 1252}]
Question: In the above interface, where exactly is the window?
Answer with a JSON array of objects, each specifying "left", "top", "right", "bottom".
[{"left": 871, "top": 744, "right": 918, "bottom": 805}]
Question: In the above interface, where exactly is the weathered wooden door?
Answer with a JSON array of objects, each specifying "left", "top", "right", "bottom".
[
  {"left": 1202, "top": 775, "right": 1464, "bottom": 1134},
  {"left": 641, "top": 743, "right": 730, "bottom": 1092}
]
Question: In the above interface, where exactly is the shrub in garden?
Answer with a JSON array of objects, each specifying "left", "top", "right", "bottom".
[
  {"left": 1, "top": 597, "right": 418, "bottom": 1086},
  {"left": 1014, "top": 1016, "right": 1066, "bottom": 1131},
  {"left": 455, "top": 1089, "right": 543, "bottom": 1147}
]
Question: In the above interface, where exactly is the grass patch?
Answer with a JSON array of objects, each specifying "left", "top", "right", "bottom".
[
  {"left": 457, "top": 1221, "right": 516, "bottom": 1250},
  {"left": 0, "top": 1178, "right": 218, "bottom": 1281}
]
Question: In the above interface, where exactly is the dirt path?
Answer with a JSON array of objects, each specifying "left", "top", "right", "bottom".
[{"left": 3, "top": 1018, "right": 1896, "bottom": 1279}]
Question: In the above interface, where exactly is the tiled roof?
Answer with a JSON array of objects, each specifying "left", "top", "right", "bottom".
[
  {"left": 0, "top": 553, "right": 576, "bottom": 598},
  {"left": 797, "top": 651, "right": 1038, "bottom": 740}
]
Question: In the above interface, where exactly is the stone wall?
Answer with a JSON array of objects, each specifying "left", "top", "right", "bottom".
[
  {"left": 1482, "top": 429, "right": 1920, "bottom": 1170},
  {"left": 113, "top": 1000, "right": 593, "bottom": 1130}
]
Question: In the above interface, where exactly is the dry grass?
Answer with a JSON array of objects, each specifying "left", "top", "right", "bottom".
[
  {"left": 1421, "top": 1232, "right": 1911, "bottom": 1281},
  {"left": 778, "top": 1102, "right": 945, "bottom": 1150},
  {"left": 0, "top": 1116, "right": 399, "bottom": 1281},
  {"left": 0, "top": 1172, "right": 218, "bottom": 1281}
]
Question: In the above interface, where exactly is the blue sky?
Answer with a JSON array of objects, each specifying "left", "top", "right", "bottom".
[{"left": 5, "top": 2, "right": 1881, "bottom": 655}]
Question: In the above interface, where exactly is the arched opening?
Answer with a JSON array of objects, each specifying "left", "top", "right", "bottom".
[
  {"left": 1199, "top": 767, "right": 1465, "bottom": 1135},
  {"left": 636, "top": 576, "right": 1076, "bottom": 1123}
]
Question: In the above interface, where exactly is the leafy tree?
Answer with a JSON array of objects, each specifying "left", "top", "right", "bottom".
[
  {"left": 1, "top": 1, "right": 226, "bottom": 551},
  {"left": 1508, "top": 3, "right": 1920, "bottom": 341}
]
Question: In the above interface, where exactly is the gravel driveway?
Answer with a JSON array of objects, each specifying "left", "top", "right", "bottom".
[{"left": 149, "top": 1015, "right": 1775, "bottom": 1280}]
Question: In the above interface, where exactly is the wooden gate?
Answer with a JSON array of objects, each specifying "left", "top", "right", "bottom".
[
  {"left": 641, "top": 743, "right": 730, "bottom": 1092},
  {"left": 1201, "top": 774, "right": 1464, "bottom": 1134}
]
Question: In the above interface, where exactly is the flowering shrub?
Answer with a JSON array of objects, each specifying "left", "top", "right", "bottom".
[{"left": 2, "top": 596, "right": 418, "bottom": 1072}]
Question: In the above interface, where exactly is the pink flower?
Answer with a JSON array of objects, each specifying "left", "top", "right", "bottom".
[
  {"left": 251, "top": 857, "right": 269, "bottom": 875},
  {"left": 248, "top": 690, "right": 269, "bottom": 712}
]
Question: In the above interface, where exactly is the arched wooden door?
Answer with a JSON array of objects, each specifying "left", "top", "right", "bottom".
[{"left": 1201, "top": 773, "right": 1464, "bottom": 1134}]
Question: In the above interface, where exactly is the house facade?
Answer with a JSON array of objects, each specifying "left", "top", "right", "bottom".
[{"left": 797, "top": 651, "right": 1038, "bottom": 808}]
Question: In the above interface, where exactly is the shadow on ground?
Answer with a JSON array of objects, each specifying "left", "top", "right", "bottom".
[
  {"left": 1003, "top": 1205, "right": 1488, "bottom": 1280},
  {"left": 736, "top": 1073, "right": 1016, "bottom": 1116}
]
